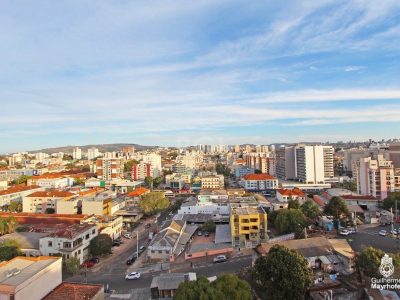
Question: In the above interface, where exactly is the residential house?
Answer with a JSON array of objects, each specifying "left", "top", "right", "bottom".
[
  {"left": 150, "top": 273, "right": 196, "bottom": 299},
  {"left": 241, "top": 174, "right": 278, "bottom": 191},
  {"left": 23, "top": 190, "right": 75, "bottom": 213},
  {"left": 0, "top": 185, "right": 43, "bottom": 208},
  {"left": 276, "top": 188, "right": 306, "bottom": 204}
]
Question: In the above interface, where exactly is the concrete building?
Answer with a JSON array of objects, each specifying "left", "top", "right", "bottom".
[
  {"left": 39, "top": 223, "right": 98, "bottom": 264},
  {"left": 56, "top": 197, "right": 80, "bottom": 214},
  {"left": 230, "top": 205, "right": 268, "bottom": 248},
  {"left": 233, "top": 166, "right": 255, "bottom": 178},
  {"left": 72, "top": 147, "right": 82, "bottom": 160},
  {"left": 43, "top": 282, "right": 104, "bottom": 300},
  {"left": 141, "top": 153, "right": 162, "bottom": 178},
  {"left": 276, "top": 146, "right": 296, "bottom": 180},
  {"left": 0, "top": 185, "right": 43, "bottom": 208},
  {"left": 276, "top": 188, "right": 306, "bottom": 203},
  {"left": 241, "top": 174, "right": 278, "bottom": 191},
  {"left": 150, "top": 273, "right": 196, "bottom": 299},
  {"left": 84, "top": 215, "right": 123, "bottom": 240},
  {"left": 356, "top": 155, "right": 395, "bottom": 200},
  {"left": 201, "top": 175, "right": 224, "bottom": 189},
  {"left": 23, "top": 190, "right": 75, "bottom": 213},
  {"left": 132, "top": 162, "right": 151, "bottom": 180},
  {"left": 96, "top": 158, "right": 124, "bottom": 181},
  {"left": 0, "top": 256, "right": 62, "bottom": 300},
  {"left": 295, "top": 145, "right": 334, "bottom": 184},
  {"left": 87, "top": 147, "right": 100, "bottom": 160},
  {"left": 81, "top": 191, "right": 114, "bottom": 216},
  {"left": 388, "top": 142, "right": 400, "bottom": 168}
]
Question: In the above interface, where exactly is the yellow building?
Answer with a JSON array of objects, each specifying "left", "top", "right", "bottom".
[{"left": 230, "top": 205, "right": 267, "bottom": 248}]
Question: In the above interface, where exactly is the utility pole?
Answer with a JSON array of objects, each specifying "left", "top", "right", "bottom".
[
  {"left": 391, "top": 207, "right": 394, "bottom": 234},
  {"left": 136, "top": 231, "right": 139, "bottom": 259}
]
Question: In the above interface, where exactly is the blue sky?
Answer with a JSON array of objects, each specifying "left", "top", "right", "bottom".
[{"left": 1, "top": 0, "right": 400, "bottom": 153}]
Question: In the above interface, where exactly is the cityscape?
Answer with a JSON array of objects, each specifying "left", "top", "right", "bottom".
[{"left": 1, "top": 1, "right": 400, "bottom": 300}]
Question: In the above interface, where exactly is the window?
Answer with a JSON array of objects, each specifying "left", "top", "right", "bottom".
[
  {"left": 158, "top": 250, "right": 162, "bottom": 254},
  {"left": 86, "top": 234, "right": 90, "bottom": 240},
  {"left": 48, "top": 241, "right": 53, "bottom": 247},
  {"left": 92, "top": 229, "right": 96, "bottom": 234}
]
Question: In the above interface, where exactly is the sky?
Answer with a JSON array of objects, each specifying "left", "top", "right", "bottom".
[{"left": 1, "top": 0, "right": 400, "bottom": 153}]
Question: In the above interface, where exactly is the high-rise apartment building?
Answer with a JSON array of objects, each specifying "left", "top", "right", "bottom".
[
  {"left": 96, "top": 158, "right": 124, "bottom": 181},
  {"left": 141, "top": 153, "right": 162, "bottom": 177},
  {"left": 132, "top": 162, "right": 151, "bottom": 180},
  {"left": 87, "top": 147, "right": 100, "bottom": 160},
  {"left": 72, "top": 147, "right": 82, "bottom": 160},
  {"left": 356, "top": 155, "right": 394, "bottom": 200},
  {"left": 276, "top": 146, "right": 296, "bottom": 180}
]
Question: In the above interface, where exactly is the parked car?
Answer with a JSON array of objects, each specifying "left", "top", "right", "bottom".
[
  {"left": 339, "top": 229, "right": 350, "bottom": 236},
  {"left": 125, "top": 272, "right": 141, "bottom": 280},
  {"left": 390, "top": 229, "right": 398, "bottom": 235},
  {"left": 82, "top": 261, "right": 95, "bottom": 268},
  {"left": 213, "top": 255, "right": 227, "bottom": 263},
  {"left": 379, "top": 230, "right": 388, "bottom": 236},
  {"left": 197, "top": 231, "right": 202, "bottom": 236},
  {"left": 126, "top": 257, "right": 136, "bottom": 265},
  {"left": 204, "top": 231, "right": 209, "bottom": 237},
  {"left": 124, "top": 233, "right": 132, "bottom": 239},
  {"left": 139, "top": 246, "right": 146, "bottom": 254},
  {"left": 89, "top": 257, "right": 100, "bottom": 264}
]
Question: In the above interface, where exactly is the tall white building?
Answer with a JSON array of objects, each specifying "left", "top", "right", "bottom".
[
  {"left": 276, "top": 146, "right": 296, "bottom": 180},
  {"left": 294, "top": 145, "right": 334, "bottom": 184},
  {"left": 141, "top": 153, "right": 162, "bottom": 177},
  {"left": 87, "top": 147, "right": 100, "bottom": 160},
  {"left": 72, "top": 147, "right": 82, "bottom": 160}
]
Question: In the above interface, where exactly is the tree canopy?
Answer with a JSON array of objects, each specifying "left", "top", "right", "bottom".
[
  {"left": 144, "top": 176, "right": 154, "bottom": 189},
  {"left": 89, "top": 234, "right": 113, "bottom": 256},
  {"left": 0, "top": 216, "right": 17, "bottom": 235},
  {"left": 0, "top": 239, "right": 22, "bottom": 261},
  {"left": 324, "top": 196, "right": 351, "bottom": 220},
  {"left": 124, "top": 159, "right": 139, "bottom": 172},
  {"left": 253, "top": 245, "right": 312, "bottom": 300},
  {"left": 381, "top": 192, "right": 400, "bottom": 211},
  {"left": 201, "top": 220, "right": 216, "bottom": 232},
  {"left": 65, "top": 257, "right": 80, "bottom": 275},
  {"left": 11, "top": 175, "right": 30, "bottom": 185},
  {"left": 8, "top": 201, "right": 22, "bottom": 213},
  {"left": 215, "top": 163, "right": 231, "bottom": 178},
  {"left": 287, "top": 198, "right": 300, "bottom": 209},
  {"left": 274, "top": 209, "right": 307, "bottom": 235},
  {"left": 139, "top": 192, "right": 170, "bottom": 215},
  {"left": 175, "top": 274, "right": 251, "bottom": 300},
  {"left": 301, "top": 200, "right": 320, "bottom": 220}
]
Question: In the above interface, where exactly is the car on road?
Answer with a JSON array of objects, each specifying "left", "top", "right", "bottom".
[
  {"left": 125, "top": 272, "right": 141, "bottom": 280},
  {"left": 379, "top": 230, "right": 388, "bottom": 236},
  {"left": 124, "top": 233, "right": 132, "bottom": 239},
  {"left": 213, "top": 255, "right": 227, "bottom": 263},
  {"left": 139, "top": 246, "right": 146, "bottom": 254},
  {"left": 89, "top": 257, "right": 100, "bottom": 264},
  {"left": 126, "top": 257, "right": 136, "bottom": 265},
  {"left": 82, "top": 261, "right": 95, "bottom": 268},
  {"left": 339, "top": 229, "right": 350, "bottom": 236}
]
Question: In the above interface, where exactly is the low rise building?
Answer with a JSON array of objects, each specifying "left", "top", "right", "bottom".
[
  {"left": 84, "top": 215, "right": 123, "bottom": 240},
  {"left": 150, "top": 273, "right": 196, "bottom": 299},
  {"left": 81, "top": 191, "right": 115, "bottom": 216},
  {"left": 230, "top": 205, "right": 268, "bottom": 248},
  {"left": 241, "top": 174, "right": 278, "bottom": 191},
  {"left": 23, "top": 190, "right": 75, "bottom": 214},
  {"left": 200, "top": 175, "right": 224, "bottom": 189},
  {"left": 0, "top": 185, "right": 43, "bottom": 208},
  {"left": 39, "top": 223, "right": 98, "bottom": 263},
  {"left": 0, "top": 256, "right": 62, "bottom": 300},
  {"left": 276, "top": 188, "right": 306, "bottom": 203},
  {"left": 43, "top": 282, "right": 104, "bottom": 300}
]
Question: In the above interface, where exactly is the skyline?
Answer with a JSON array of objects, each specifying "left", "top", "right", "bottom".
[{"left": 1, "top": 1, "right": 400, "bottom": 152}]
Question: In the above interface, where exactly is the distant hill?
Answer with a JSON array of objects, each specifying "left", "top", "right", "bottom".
[{"left": 29, "top": 143, "right": 155, "bottom": 154}]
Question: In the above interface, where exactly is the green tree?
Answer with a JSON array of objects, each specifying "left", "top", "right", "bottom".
[
  {"left": 301, "top": 200, "right": 320, "bottom": 220},
  {"left": 355, "top": 247, "right": 385, "bottom": 278},
  {"left": 124, "top": 159, "right": 138, "bottom": 172},
  {"left": 65, "top": 257, "right": 80, "bottom": 275},
  {"left": 201, "top": 220, "right": 216, "bottom": 232},
  {"left": 11, "top": 175, "right": 30, "bottom": 185},
  {"left": 139, "top": 192, "right": 170, "bottom": 215},
  {"left": 254, "top": 169, "right": 262, "bottom": 174},
  {"left": 0, "top": 216, "right": 17, "bottom": 235},
  {"left": 215, "top": 163, "right": 231, "bottom": 177},
  {"left": 144, "top": 176, "right": 154, "bottom": 190},
  {"left": 89, "top": 234, "right": 113, "bottom": 256},
  {"left": 274, "top": 209, "right": 307, "bottom": 235},
  {"left": 153, "top": 176, "right": 163, "bottom": 188},
  {"left": 175, "top": 275, "right": 251, "bottom": 300},
  {"left": 287, "top": 198, "right": 300, "bottom": 209},
  {"left": 381, "top": 192, "right": 400, "bottom": 211},
  {"left": 45, "top": 208, "right": 55, "bottom": 214},
  {"left": 253, "top": 245, "right": 312, "bottom": 300},
  {"left": 324, "top": 196, "right": 351, "bottom": 220},
  {"left": 0, "top": 240, "right": 22, "bottom": 261},
  {"left": 8, "top": 201, "right": 22, "bottom": 213}
]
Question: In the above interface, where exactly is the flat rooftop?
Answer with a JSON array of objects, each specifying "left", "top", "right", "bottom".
[{"left": 0, "top": 256, "right": 60, "bottom": 287}]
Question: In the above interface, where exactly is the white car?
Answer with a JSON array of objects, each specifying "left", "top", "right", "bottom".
[
  {"left": 339, "top": 230, "right": 350, "bottom": 236},
  {"left": 390, "top": 229, "right": 398, "bottom": 235},
  {"left": 125, "top": 272, "right": 141, "bottom": 280},
  {"left": 124, "top": 233, "right": 132, "bottom": 239},
  {"left": 213, "top": 255, "right": 227, "bottom": 263},
  {"left": 379, "top": 230, "right": 388, "bottom": 236}
]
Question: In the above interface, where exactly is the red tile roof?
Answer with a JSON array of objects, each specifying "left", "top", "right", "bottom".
[
  {"left": 43, "top": 282, "right": 103, "bottom": 300},
  {"left": 313, "top": 195, "right": 326, "bottom": 207},
  {"left": 0, "top": 185, "right": 41, "bottom": 196},
  {"left": 277, "top": 188, "right": 306, "bottom": 197},
  {"left": 26, "top": 190, "right": 75, "bottom": 198},
  {"left": 0, "top": 212, "right": 90, "bottom": 225},
  {"left": 47, "top": 223, "right": 96, "bottom": 239},
  {"left": 243, "top": 174, "right": 277, "bottom": 180},
  {"left": 127, "top": 187, "right": 150, "bottom": 197}
]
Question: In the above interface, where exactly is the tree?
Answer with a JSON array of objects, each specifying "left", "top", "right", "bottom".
[
  {"left": 253, "top": 245, "right": 312, "bottom": 300},
  {"left": 381, "top": 192, "right": 400, "bottom": 211},
  {"left": 324, "top": 196, "right": 351, "bottom": 220},
  {"left": 11, "top": 175, "right": 30, "bottom": 185},
  {"left": 124, "top": 159, "right": 138, "bottom": 172},
  {"left": 45, "top": 208, "right": 55, "bottom": 214},
  {"left": 201, "top": 220, "right": 216, "bottom": 232},
  {"left": 254, "top": 169, "right": 262, "bottom": 174},
  {"left": 287, "top": 198, "right": 300, "bottom": 209},
  {"left": 175, "top": 275, "right": 251, "bottom": 300},
  {"left": 301, "top": 200, "right": 320, "bottom": 220},
  {"left": 215, "top": 163, "right": 231, "bottom": 177},
  {"left": 274, "top": 209, "right": 307, "bottom": 235},
  {"left": 144, "top": 176, "right": 154, "bottom": 190},
  {"left": 8, "top": 201, "right": 22, "bottom": 213},
  {"left": 139, "top": 192, "right": 170, "bottom": 216},
  {"left": 356, "top": 247, "right": 385, "bottom": 278},
  {"left": 153, "top": 176, "right": 163, "bottom": 188},
  {"left": 0, "top": 239, "right": 22, "bottom": 261},
  {"left": 65, "top": 257, "right": 80, "bottom": 275},
  {"left": 0, "top": 216, "right": 17, "bottom": 235},
  {"left": 89, "top": 234, "right": 113, "bottom": 256}
]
